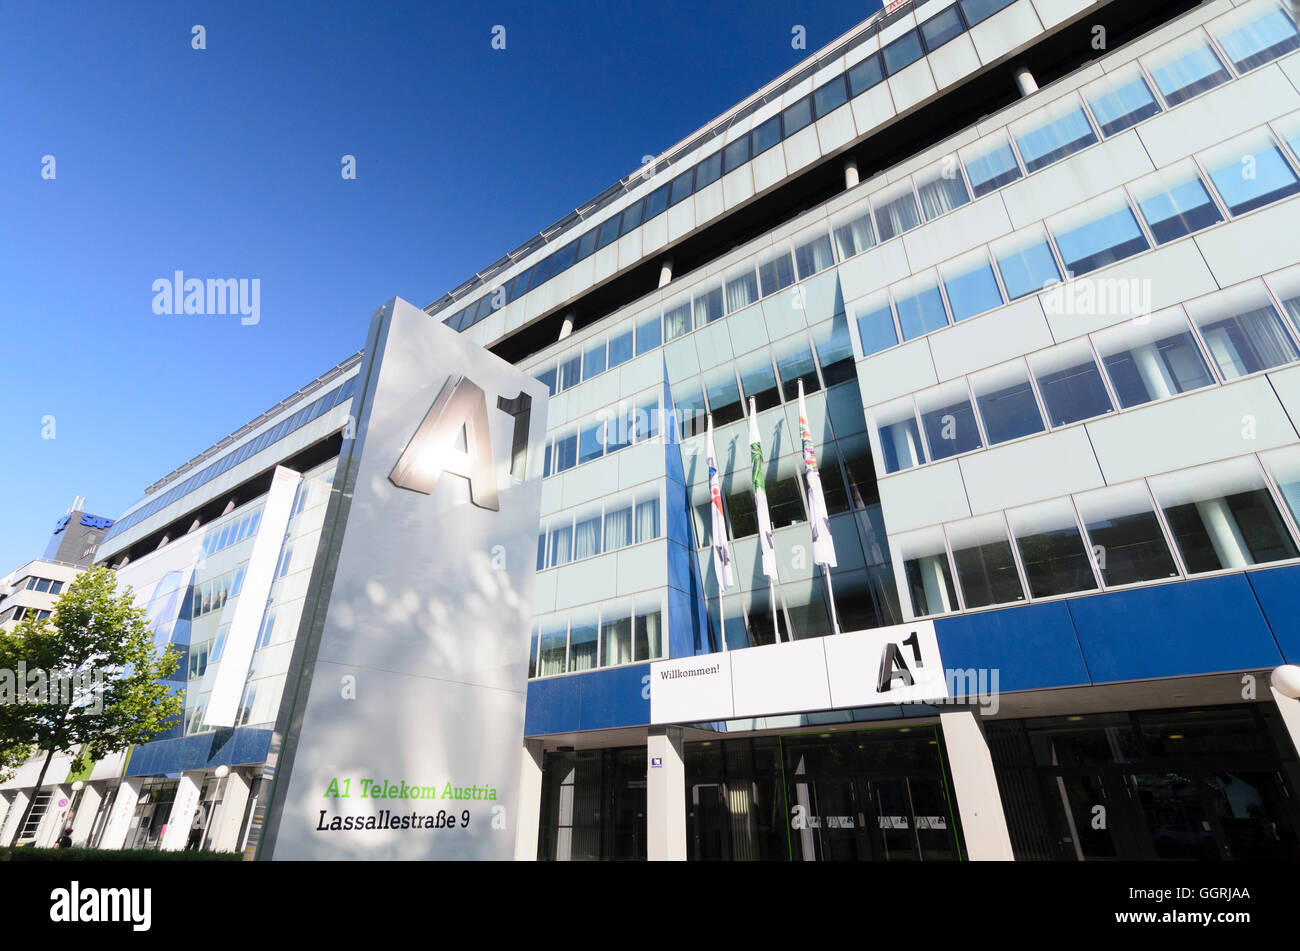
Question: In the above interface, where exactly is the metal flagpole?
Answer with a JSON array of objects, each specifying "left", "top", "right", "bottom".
[{"left": 797, "top": 379, "right": 842, "bottom": 637}]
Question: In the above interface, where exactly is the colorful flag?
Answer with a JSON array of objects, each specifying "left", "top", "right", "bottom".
[
  {"left": 747, "top": 400, "right": 780, "bottom": 582},
  {"left": 706, "top": 418, "right": 734, "bottom": 590},
  {"left": 798, "top": 381, "right": 838, "bottom": 567}
]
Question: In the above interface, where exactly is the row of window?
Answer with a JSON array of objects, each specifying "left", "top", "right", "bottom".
[
  {"left": 3, "top": 606, "right": 51, "bottom": 624},
  {"left": 199, "top": 505, "right": 264, "bottom": 557},
  {"left": 870, "top": 270, "right": 1300, "bottom": 475},
  {"left": 190, "top": 565, "right": 246, "bottom": 619},
  {"left": 854, "top": 121, "right": 1300, "bottom": 362},
  {"left": 542, "top": 395, "right": 662, "bottom": 477},
  {"left": 894, "top": 448, "right": 1300, "bottom": 619},
  {"left": 529, "top": 594, "right": 666, "bottom": 678},
  {"left": 538, "top": 489, "right": 663, "bottom": 571},
  {"left": 445, "top": 0, "right": 1031, "bottom": 337},
  {"left": 525, "top": 10, "right": 1300, "bottom": 400},
  {"left": 105, "top": 375, "right": 358, "bottom": 543},
  {"left": 20, "top": 575, "right": 64, "bottom": 595},
  {"left": 463, "top": 2, "right": 1297, "bottom": 350}
]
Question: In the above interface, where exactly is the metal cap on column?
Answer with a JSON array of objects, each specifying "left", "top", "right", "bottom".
[{"left": 1014, "top": 64, "right": 1038, "bottom": 97}]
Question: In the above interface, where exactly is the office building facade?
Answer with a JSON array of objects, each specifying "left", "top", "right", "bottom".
[{"left": 5, "top": 0, "right": 1300, "bottom": 862}]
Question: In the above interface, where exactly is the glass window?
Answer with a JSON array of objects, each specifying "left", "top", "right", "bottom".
[
  {"left": 551, "top": 239, "right": 580, "bottom": 275},
  {"left": 947, "top": 515, "right": 1026, "bottom": 609},
  {"left": 583, "top": 337, "right": 607, "bottom": 379},
  {"left": 940, "top": 248, "right": 1003, "bottom": 321},
  {"left": 634, "top": 594, "right": 665, "bottom": 661},
  {"left": 752, "top": 115, "right": 782, "bottom": 156},
  {"left": 831, "top": 205, "right": 876, "bottom": 258},
  {"left": 693, "top": 282, "right": 725, "bottom": 325},
  {"left": 916, "top": 157, "right": 971, "bottom": 221},
  {"left": 1185, "top": 282, "right": 1300, "bottom": 379},
  {"left": 1082, "top": 63, "right": 1161, "bottom": 137},
  {"left": 704, "top": 366, "right": 745, "bottom": 426},
  {"left": 920, "top": 6, "right": 965, "bottom": 51},
  {"left": 870, "top": 397, "right": 926, "bottom": 473},
  {"left": 1047, "top": 191, "right": 1149, "bottom": 276},
  {"left": 847, "top": 53, "right": 885, "bottom": 96},
  {"left": 1144, "top": 32, "right": 1232, "bottom": 105},
  {"left": 766, "top": 457, "right": 809, "bottom": 528},
  {"left": 619, "top": 200, "right": 645, "bottom": 236},
  {"left": 668, "top": 169, "right": 695, "bottom": 207},
  {"left": 894, "top": 526, "right": 958, "bottom": 618},
  {"left": 872, "top": 181, "right": 922, "bottom": 240},
  {"left": 1261, "top": 445, "right": 1300, "bottom": 527},
  {"left": 1201, "top": 130, "right": 1300, "bottom": 215},
  {"left": 782, "top": 97, "right": 814, "bottom": 137},
  {"left": 1209, "top": 5, "right": 1300, "bottom": 72},
  {"left": 758, "top": 245, "right": 796, "bottom": 297},
  {"left": 1028, "top": 339, "right": 1115, "bottom": 427},
  {"left": 724, "top": 469, "right": 757, "bottom": 538},
  {"left": 918, "top": 380, "right": 982, "bottom": 461},
  {"left": 1129, "top": 160, "right": 1223, "bottom": 243},
  {"left": 558, "top": 349, "right": 582, "bottom": 391},
  {"left": 992, "top": 225, "right": 1062, "bottom": 300},
  {"left": 644, "top": 183, "right": 671, "bottom": 220},
  {"left": 1093, "top": 309, "right": 1214, "bottom": 407},
  {"left": 663, "top": 296, "right": 693, "bottom": 342},
  {"left": 794, "top": 226, "right": 835, "bottom": 279},
  {"left": 1268, "top": 262, "right": 1300, "bottom": 337},
  {"left": 725, "top": 263, "right": 760, "bottom": 313},
  {"left": 579, "top": 418, "right": 605, "bottom": 464},
  {"left": 1075, "top": 482, "right": 1180, "bottom": 586},
  {"left": 553, "top": 428, "right": 578, "bottom": 473},
  {"left": 672, "top": 380, "right": 708, "bottom": 440},
  {"left": 723, "top": 135, "right": 751, "bottom": 173},
  {"left": 1012, "top": 97, "right": 1099, "bottom": 173},
  {"left": 573, "top": 506, "right": 603, "bottom": 560},
  {"left": 882, "top": 30, "right": 924, "bottom": 75},
  {"left": 604, "top": 498, "right": 634, "bottom": 550},
  {"left": 635, "top": 308, "right": 661, "bottom": 355},
  {"left": 959, "top": 0, "right": 1015, "bottom": 27},
  {"left": 696, "top": 151, "right": 723, "bottom": 189},
  {"left": 548, "top": 518, "right": 574, "bottom": 567},
  {"left": 960, "top": 131, "right": 1022, "bottom": 197},
  {"left": 1277, "top": 109, "right": 1300, "bottom": 160},
  {"left": 738, "top": 350, "right": 782, "bottom": 412},
  {"left": 852, "top": 291, "right": 899, "bottom": 357},
  {"left": 1007, "top": 498, "right": 1099, "bottom": 598},
  {"left": 893, "top": 272, "right": 949, "bottom": 339},
  {"left": 812, "top": 313, "right": 856, "bottom": 386},
  {"left": 1150, "top": 457, "right": 1298, "bottom": 573},
  {"left": 538, "top": 615, "right": 568, "bottom": 676},
  {"left": 608, "top": 323, "right": 634, "bottom": 368},
  {"left": 601, "top": 601, "right": 633, "bottom": 667},
  {"left": 971, "top": 359, "right": 1044, "bottom": 444},
  {"left": 775, "top": 334, "right": 821, "bottom": 396},
  {"left": 635, "top": 488, "right": 662, "bottom": 543},
  {"left": 635, "top": 396, "right": 660, "bottom": 442},
  {"left": 813, "top": 75, "right": 848, "bottom": 117}
]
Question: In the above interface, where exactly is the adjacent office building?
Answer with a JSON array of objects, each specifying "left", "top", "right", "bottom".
[{"left": 5, "top": 0, "right": 1300, "bottom": 861}]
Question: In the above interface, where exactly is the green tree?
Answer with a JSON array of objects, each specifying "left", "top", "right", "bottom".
[{"left": 0, "top": 566, "right": 183, "bottom": 855}]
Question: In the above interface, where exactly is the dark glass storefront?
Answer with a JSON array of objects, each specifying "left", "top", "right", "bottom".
[
  {"left": 685, "top": 726, "right": 964, "bottom": 861},
  {"left": 538, "top": 747, "right": 646, "bottom": 860},
  {"left": 988, "top": 704, "right": 1300, "bottom": 861}
]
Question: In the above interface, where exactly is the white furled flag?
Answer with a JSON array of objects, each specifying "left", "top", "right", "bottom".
[
  {"left": 798, "top": 381, "right": 838, "bottom": 567},
  {"left": 747, "top": 399, "right": 780, "bottom": 582},
  {"left": 706, "top": 417, "right": 735, "bottom": 590}
]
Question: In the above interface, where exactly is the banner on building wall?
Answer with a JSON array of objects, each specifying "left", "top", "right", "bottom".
[
  {"left": 649, "top": 621, "right": 947, "bottom": 724},
  {"left": 256, "top": 297, "right": 549, "bottom": 860}
]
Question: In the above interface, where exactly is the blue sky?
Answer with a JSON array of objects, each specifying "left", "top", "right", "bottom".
[{"left": 0, "top": 0, "right": 880, "bottom": 571}]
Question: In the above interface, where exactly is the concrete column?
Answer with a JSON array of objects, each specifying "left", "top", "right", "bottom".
[
  {"left": 97, "top": 776, "right": 144, "bottom": 851},
  {"left": 1014, "top": 65, "right": 1038, "bottom": 97},
  {"left": 513, "top": 739, "right": 545, "bottom": 861},
  {"left": 920, "top": 557, "right": 953, "bottom": 615},
  {"left": 1195, "top": 498, "right": 1251, "bottom": 570},
  {"left": 844, "top": 158, "right": 860, "bottom": 189},
  {"left": 0, "top": 790, "right": 29, "bottom": 844},
  {"left": 658, "top": 258, "right": 674, "bottom": 288},
  {"left": 939, "top": 709, "right": 1015, "bottom": 860},
  {"left": 160, "top": 770, "right": 203, "bottom": 851},
  {"left": 1133, "top": 343, "right": 1175, "bottom": 401},
  {"left": 647, "top": 727, "right": 687, "bottom": 861},
  {"left": 558, "top": 313, "right": 574, "bottom": 341},
  {"left": 210, "top": 771, "right": 251, "bottom": 853},
  {"left": 70, "top": 783, "right": 105, "bottom": 847},
  {"left": 35, "top": 785, "right": 70, "bottom": 847}
]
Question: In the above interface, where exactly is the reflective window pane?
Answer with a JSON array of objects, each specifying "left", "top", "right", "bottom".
[
  {"left": 916, "top": 158, "right": 971, "bottom": 221},
  {"left": 1185, "top": 282, "right": 1300, "bottom": 379},
  {"left": 1201, "top": 131, "right": 1300, "bottom": 215},
  {"left": 636, "top": 308, "right": 662, "bottom": 355},
  {"left": 940, "top": 248, "right": 1003, "bottom": 321},
  {"left": 1130, "top": 160, "right": 1223, "bottom": 243},
  {"left": 608, "top": 324, "right": 634, "bottom": 368},
  {"left": 1210, "top": 6, "right": 1300, "bottom": 72},
  {"left": 918, "top": 381, "right": 982, "bottom": 461},
  {"left": 832, "top": 206, "right": 876, "bottom": 258},
  {"left": 693, "top": 282, "right": 725, "bottom": 325},
  {"left": 847, "top": 53, "right": 885, "bottom": 96},
  {"left": 870, "top": 397, "right": 926, "bottom": 474},
  {"left": 920, "top": 6, "right": 965, "bottom": 51},
  {"left": 959, "top": 0, "right": 1016, "bottom": 27},
  {"left": 1082, "top": 63, "right": 1161, "bottom": 137},
  {"left": 758, "top": 246, "right": 796, "bottom": 298},
  {"left": 873, "top": 183, "right": 922, "bottom": 240},
  {"left": 895, "top": 526, "right": 958, "bottom": 618},
  {"left": 1047, "top": 192, "right": 1149, "bottom": 276},
  {"left": 947, "top": 515, "right": 1025, "bottom": 609},
  {"left": 1261, "top": 445, "right": 1300, "bottom": 527},
  {"left": 961, "top": 131, "right": 1022, "bottom": 197},
  {"left": 970, "top": 360, "right": 1044, "bottom": 444},
  {"left": 723, "top": 136, "right": 751, "bottom": 174},
  {"left": 1144, "top": 33, "right": 1231, "bottom": 106},
  {"left": 813, "top": 75, "right": 849, "bottom": 116},
  {"left": 853, "top": 292, "right": 898, "bottom": 357},
  {"left": 893, "top": 273, "right": 949, "bottom": 339},
  {"left": 752, "top": 115, "right": 782, "bottom": 155},
  {"left": 782, "top": 97, "right": 814, "bottom": 137},
  {"left": 1075, "top": 482, "right": 1180, "bottom": 586},
  {"left": 992, "top": 226, "right": 1061, "bottom": 300},
  {"left": 1012, "top": 98, "right": 1098, "bottom": 173},
  {"left": 882, "top": 31, "right": 924, "bottom": 74},
  {"left": 1093, "top": 308, "right": 1215, "bottom": 407},
  {"left": 794, "top": 227, "right": 836, "bottom": 279},
  {"left": 1028, "top": 339, "right": 1115, "bottom": 427},
  {"left": 1008, "top": 498, "right": 1099, "bottom": 597}
]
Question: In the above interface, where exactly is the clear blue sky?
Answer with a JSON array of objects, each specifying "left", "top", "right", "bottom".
[{"left": 0, "top": 0, "right": 881, "bottom": 571}]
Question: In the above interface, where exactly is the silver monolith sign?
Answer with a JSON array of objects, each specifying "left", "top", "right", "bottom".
[{"left": 256, "top": 297, "right": 548, "bottom": 860}]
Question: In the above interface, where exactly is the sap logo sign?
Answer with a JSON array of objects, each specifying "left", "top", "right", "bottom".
[
  {"left": 53, "top": 514, "right": 71, "bottom": 534},
  {"left": 80, "top": 514, "right": 114, "bottom": 530},
  {"left": 389, "top": 375, "right": 532, "bottom": 511}
]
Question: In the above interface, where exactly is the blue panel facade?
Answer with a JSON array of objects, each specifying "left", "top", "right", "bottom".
[
  {"left": 933, "top": 600, "right": 1092, "bottom": 692},
  {"left": 1247, "top": 564, "right": 1300, "bottom": 663},
  {"left": 524, "top": 664, "right": 650, "bottom": 736},
  {"left": 125, "top": 727, "right": 273, "bottom": 776}
]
